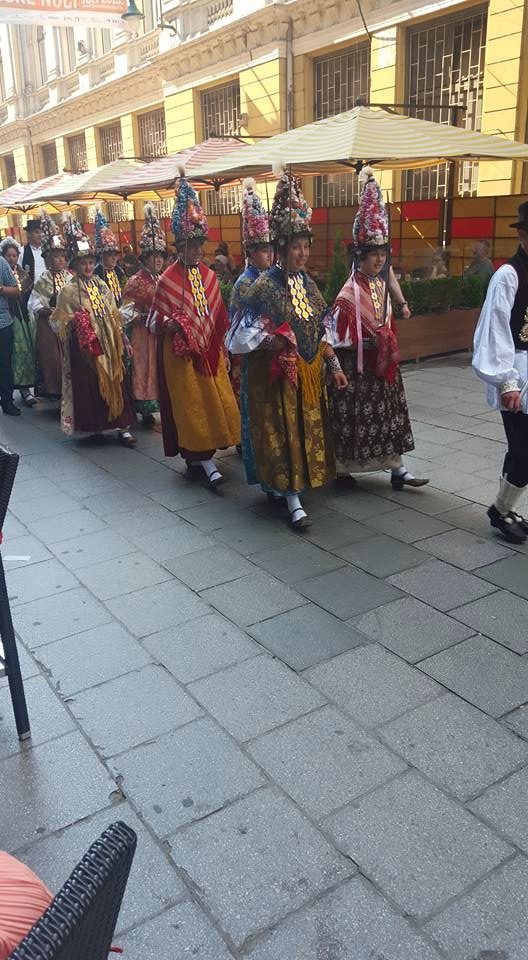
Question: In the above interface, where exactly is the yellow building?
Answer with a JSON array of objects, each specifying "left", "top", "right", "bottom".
[{"left": 0, "top": 0, "right": 527, "bottom": 268}]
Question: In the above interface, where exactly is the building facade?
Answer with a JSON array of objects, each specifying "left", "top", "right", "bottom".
[{"left": 0, "top": 0, "right": 526, "bottom": 223}]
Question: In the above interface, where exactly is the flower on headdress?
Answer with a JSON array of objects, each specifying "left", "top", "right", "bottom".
[
  {"left": 172, "top": 167, "right": 209, "bottom": 243},
  {"left": 139, "top": 203, "right": 167, "bottom": 255},
  {"left": 242, "top": 178, "right": 270, "bottom": 248},
  {"left": 269, "top": 165, "right": 312, "bottom": 243},
  {"left": 352, "top": 167, "right": 388, "bottom": 249}
]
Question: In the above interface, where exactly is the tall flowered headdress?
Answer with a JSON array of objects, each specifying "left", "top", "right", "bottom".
[
  {"left": 269, "top": 163, "right": 312, "bottom": 244},
  {"left": 94, "top": 206, "right": 119, "bottom": 255},
  {"left": 62, "top": 214, "right": 94, "bottom": 264},
  {"left": 172, "top": 167, "right": 209, "bottom": 244},
  {"left": 353, "top": 167, "right": 388, "bottom": 250},
  {"left": 40, "top": 211, "right": 66, "bottom": 256},
  {"left": 139, "top": 203, "right": 167, "bottom": 256},
  {"left": 242, "top": 178, "right": 270, "bottom": 249}
]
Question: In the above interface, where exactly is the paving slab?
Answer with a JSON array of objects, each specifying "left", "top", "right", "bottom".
[
  {"left": 323, "top": 770, "right": 513, "bottom": 920},
  {"left": 35, "top": 621, "right": 152, "bottom": 695},
  {"left": 177, "top": 500, "right": 251, "bottom": 531},
  {"left": 305, "top": 644, "right": 441, "bottom": 727},
  {"left": 503, "top": 705, "right": 528, "bottom": 739},
  {"left": 75, "top": 551, "right": 172, "bottom": 600},
  {"left": 250, "top": 540, "right": 346, "bottom": 584},
  {"left": 477, "top": 553, "right": 528, "bottom": 600},
  {"left": 172, "top": 788, "right": 353, "bottom": 948},
  {"left": 3, "top": 512, "right": 28, "bottom": 540},
  {"left": 352, "top": 597, "right": 474, "bottom": 662},
  {"left": 379, "top": 693, "right": 528, "bottom": 801},
  {"left": 388, "top": 558, "right": 497, "bottom": 611},
  {"left": 9, "top": 477, "right": 64, "bottom": 505},
  {"left": 49, "top": 528, "right": 137, "bottom": 570},
  {"left": 18, "top": 802, "right": 186, "bottom": 934},
  {"left": 0, "top": 731, "right": 117, "bottom": 850},
  {"left": 324, "top": 490, "right": 398, "bottom": 521},
  {"left": 417, "top": 528, "right": 512, "bottom": 570},
  {"left": 450, "top": 589, "right": 528, "bottom": 653},
  {"left": 106, "top": 579, "right": 210, "bottom": 638},
  {"left": 0, "top": 675, "right": 74, "bottom": 758},
  {"left": 248, "top": 603, "right": 369, "bottom": 671},
  {"left": 333, "top": 534, "right": 426, "bottom": 577},
  {"left": 70, "top": 664, "right": 202, "bottom": 757},
  {"left": 6, "top": 558, "right": 79, "bottom": 606},
  {"left": 213, "top": 517, "right": 294, "bottom": 555},
  {"left": 130, "top": 522, "right": 215, "bottom": 563},
  {"left": 81, "top": 489, "right": 152, "bottom": 518},
  {"left": 469, "top": 767, "right": 528, "bottom": 854},
  {"left": 297, "top": 566, "right": 403, "bottom": 619},
  {"left": 26, "top": 508, "right": 107, "bottom": 544},
  {"left": 248, "top": 705, "right": 406, "bottom": 820},
  {"left": 201, "top": 571, "right": 306, "bottom": 627},
  {"left": 12, "top": 586, "right": 113, "bottom": 649},
  {"left": 246, "top": 877, "right": 443, "bottom": 960},
  {"left": 111, "top": 718, "right": 264, "bottom": 836},
  {"left": 419, "top": 634, "right": 528, "bottom": 717},
  {"left": 148, "top": 483, "right": 213, "bottom": 512},
  {"left": 2, "top": 535, "right": 52, "bottom": 570},
  {"left": 188, "top": 655, "right": 325, "bottom": 741},
  {"left": 424, "top": 857, "right": 528, "bottom": 960},
  {"left": 8, "top": 492, "right": 81, "bottom": 524},
  {"left": 144, "top": 613, "right": 258, "bottom": 683},
  {"left": 104, "top": 504, "right": 181, "bottom": 538},
  {"left": 303, "top": 513, "right": 373, "bottom": 550},
  {"left": 364, "top": 506, "right": 453, "bottom": 542},
  {"left": 165, "top": 544, "right": 253, "bottom": 590},
  {"left": 119, "top": 901, "right": 235, "bottom": 960}
]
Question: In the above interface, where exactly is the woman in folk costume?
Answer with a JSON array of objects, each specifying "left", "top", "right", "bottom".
[
  {"left": 94, "top": 208, "right": 126, "bottom": 308},
  {"left": 120, "top": 205, "right": 165, "bottom": 426},
  {"left": 50, "top": 217, "right": 136, "bottom": 445},
  {"left": 327, "top": 169, "right": 428, "bottom": 490},
  {"left": 27, "top": 214, "right": 70, "bottom": 398},
  {"left": 0, "top": 238, "right": 37, "bottom": 407},
  {"left": 228, "top": 179, "right": 272, "bottom": 405},
  {"left": 147, "top": 170, "right": 240, "bottom": 488},
  {"left": 229, "top": 167, "right": 347, "bottom": 529}
]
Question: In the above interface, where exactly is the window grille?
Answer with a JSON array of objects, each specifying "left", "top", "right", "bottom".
[
  {"left": 67, "top": 133, "right": 88, "bottom": 173},
  {"left": 138, "top": 108, "right": 167, "bottom": 159},
  {"left": 201, "top": 80, "right": 240, "bottom": 139},
  {"left": 99, "top": 123, "right": 123, "bottom": 165},
  {"left": 3, "top": 154, "right": 16, "bottom": 187},
  {"left": 106, "top": 201, "right": 134, "bottom": 222},
  {"left": 314, "top": 44, "right": 370, "bottom": 206},
  {"left": 41, "top": 142, "right": 58, "bottom": 177},
  {"left": 204, "top": 184, "right": 242, "bottom": 216},
  {"left": 404, "top": 9, "right": 487, "bottom": 199}
]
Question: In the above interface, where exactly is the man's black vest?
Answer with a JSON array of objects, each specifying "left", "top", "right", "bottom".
[
  {"left": 21, "top": 244, "right": 35, "bottom": 287},
  {"left": 509, "top": 245, "right": 528, "bottom": 350}
]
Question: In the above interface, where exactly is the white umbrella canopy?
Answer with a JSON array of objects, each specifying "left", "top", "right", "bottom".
[
  {"left": 114, "top": 138, "right": 250, "bottom": 199},
  {"left": 187, "top": 106, "right": 528, "bottom": 183},
  {"left": 0, "top": 173, "right": 73, "bottom": 215},
  {"left": 32, "top": 159, "right": 141, "bottom": 204}
]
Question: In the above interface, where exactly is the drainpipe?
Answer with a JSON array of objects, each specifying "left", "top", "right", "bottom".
[{"left": 286, "top": 17, "right": 293, "bottom": 130}]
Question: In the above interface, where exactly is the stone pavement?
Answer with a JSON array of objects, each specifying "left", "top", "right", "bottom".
[{"left": 1, "top": 355, "right": 528, "bottom": 959}]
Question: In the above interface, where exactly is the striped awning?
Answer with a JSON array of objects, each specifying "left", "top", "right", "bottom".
[
  {"left": 115, "top": 138, "right": 249, "bottom": 199},
  {"left": 187, "top": 106, "right": 528, "bottom": 183},
  {"left": 32, "top": 159, "right": 141, "bottom": 204},
  {"left": 0, "top": 172, "right": 72, "bottom": 215}
]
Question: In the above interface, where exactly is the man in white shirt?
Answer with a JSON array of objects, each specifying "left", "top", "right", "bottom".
[
  {"left": 473, "top": 201, "right": 528, "bottom": 543},
  {"left": 19, "top": 219, "right": 45, "bottom": 291}
]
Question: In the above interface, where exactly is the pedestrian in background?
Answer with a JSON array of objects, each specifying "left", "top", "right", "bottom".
[{"left": 0, "top": 237, "right": 37, "bottom": 407}]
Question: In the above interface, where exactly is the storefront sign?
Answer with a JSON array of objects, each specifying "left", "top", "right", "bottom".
[{"left": 0, "top": 0, "right": 127, "bottom": 26}]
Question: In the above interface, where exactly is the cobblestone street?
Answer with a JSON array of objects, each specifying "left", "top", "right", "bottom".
[{"left": 2, "top": 355, "right": 528, "bottom": 958}]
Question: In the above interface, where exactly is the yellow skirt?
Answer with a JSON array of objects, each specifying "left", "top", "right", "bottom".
[{"left": 162, "top": 337, "right": 240, "bottom": 453}]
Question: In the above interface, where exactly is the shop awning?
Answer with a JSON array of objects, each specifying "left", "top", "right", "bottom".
[
  {"left": 113, "top": 138, "right": 250, "bottom": 199},
  {"left": 0, "top": 172, "right": 72, "bottom": 215},
  {"left": 32, "top": 159, "right": 141, "bottom": 204}
]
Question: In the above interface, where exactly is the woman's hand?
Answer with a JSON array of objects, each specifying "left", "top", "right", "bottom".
[
  {"left": 401, "top": 304, "right": 411, "bottom": 320},
  {"left": 125, "top": 342, "right": 134, "bottom": 359},
  {"left": 502, "top": 390, "right": 521, "bottom": 412},
  {"left": 333, "top": 370, "right": 348, "bottom": 390}
]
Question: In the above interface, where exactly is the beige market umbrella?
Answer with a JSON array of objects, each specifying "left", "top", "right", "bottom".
[
  {"left": 32, "top": 159, "right": 141, "bottom": 204},
  {"left": 187, "top": 106, "right": 528, "bottom": 183},
  {"left": 0, "top": 173, "right": 72, "bottom": 215}
]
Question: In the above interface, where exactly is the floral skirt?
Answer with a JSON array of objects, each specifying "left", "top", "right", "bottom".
[
  {"left": 12, "top": 310, "right": 36, "bottom": 388},
  {"left": 327, "top": 348, "right": 414, "bottom": 472}
]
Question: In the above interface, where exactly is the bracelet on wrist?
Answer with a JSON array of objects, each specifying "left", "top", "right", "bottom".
[{"left": 500, "top": 380, "right": 519, "bottom": 395}]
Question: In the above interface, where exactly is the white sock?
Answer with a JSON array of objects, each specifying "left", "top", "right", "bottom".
[
  {"left": 200, "top": 459, "right": 219, "bottom": 479},
  {"left": 286, "top": 494, "right": 305, "bottom": 516},
  {"left": 495, "top": 476, "right": 525, "bottom": 516},
  {"left": 392, "top": 465, "right": 415, "bottom": 480}
]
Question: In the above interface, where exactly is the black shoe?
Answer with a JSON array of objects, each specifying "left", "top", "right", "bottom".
[
  {"left": 488, "top": 504, "right": 527, "bottom": 544},
  {"left": 2, "top": 402, "right": 21, "bottom": 416},
  {"left": 334, "top": 474, "right": 358, "bottom": 489},
  {"left": 511, "top": 512, "right": 528, "bottom": 535}
]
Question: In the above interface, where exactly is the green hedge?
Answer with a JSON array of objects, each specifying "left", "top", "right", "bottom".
[{"left": 399, "top": 275, "right": 484, "bottom": 315}]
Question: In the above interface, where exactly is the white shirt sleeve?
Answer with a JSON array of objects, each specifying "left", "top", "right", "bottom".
[
  {"left": 472, "top": 265, "right": 519, "bottom": 391},
  {"left": 227, "top": 314, "right": 268, "bottom": 354}
]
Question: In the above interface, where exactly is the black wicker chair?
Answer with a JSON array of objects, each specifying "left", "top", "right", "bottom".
[
  {"left": 8, "top": 821, "right": 137, "bottom": 960},
  {"left": 0, "top": 445, "right": 30, "bottom": 740}
]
